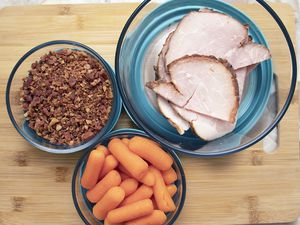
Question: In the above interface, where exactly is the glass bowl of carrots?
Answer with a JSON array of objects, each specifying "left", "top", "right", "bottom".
[{"left": 72, "top": 128, "right": 186, "bottom": 225}]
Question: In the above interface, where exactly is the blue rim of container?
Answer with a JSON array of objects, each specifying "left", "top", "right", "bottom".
[
  {"left": 115, "top": 0, "right": 297, "bottom": 157},
  {"left": 6, "top": 40, "right": 122, "bottom": 154},
  {"left": 71, "top": 128, "right": 186, "bottom": 225}
]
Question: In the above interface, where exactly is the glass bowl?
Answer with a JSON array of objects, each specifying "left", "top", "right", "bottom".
[
  {"left": 6, "top": 40, "right": 122, "bottom": 154},
  {"left": 72, "top": 128, "right": 186, "bottom": 225},
  {"left": 115, "top": 0, "right": 297, "bottom": 157}
]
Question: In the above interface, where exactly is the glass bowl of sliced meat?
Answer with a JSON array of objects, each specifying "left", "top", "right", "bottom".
[{"left": 115, "top": 0, "right": 297, "bottom": 156}]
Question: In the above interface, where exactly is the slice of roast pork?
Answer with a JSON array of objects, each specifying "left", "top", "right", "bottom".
[
  {"left": 171, "top": 67, "right": 247, "bottom": 141},
  {"left": 155, "top": 32, "right": 190, "bottom": 134},
  {"left": 156, "top": 32, "right": 173, "bottom": 82},
  {"left": 155, "top": 31, "right": 255, "bottom": 135},
  {"left": 147, "top": 55, "right": 240, "bottom": 123},
  {"left": 165, "top": 10, "right": 270, "bottom": 70},
  {"left": 226, "top": 43, "right": 270, "bottom": 70},
  {"left": 157, "top": 97, "right": 190, "bottom": 135}
]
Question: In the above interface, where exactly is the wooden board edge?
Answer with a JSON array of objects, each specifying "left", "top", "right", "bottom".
[
  {"left": 0, "top": 3, "right": 139, "bottom": 16},
  {"left": 0, "top": 2, "right": 294, "bottom": 15}
]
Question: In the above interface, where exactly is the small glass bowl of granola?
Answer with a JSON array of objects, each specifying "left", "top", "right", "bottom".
[{"left": 6, "top": 40, "right": 122, "bottom": 154}]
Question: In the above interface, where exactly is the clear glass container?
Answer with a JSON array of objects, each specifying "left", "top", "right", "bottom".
[
  {"left": 6, "top": 40, "right": 122, "bottom": 154},
  {"left": 115, "top": 0, "right": 297, "bottom": 156},
  {"left": 72, "top": 129, "right": 186, "bottom": 225}
]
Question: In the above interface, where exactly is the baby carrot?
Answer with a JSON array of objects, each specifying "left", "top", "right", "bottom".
[
  {"left": 108, "top": 138, "right": 148, "bottom": 178},
  {"left": 120, "top": 178, "right": 139, "bottom": 197},
  {"left": 108, "top": 138, "right": 148, "bottom": 179},
  {"left": 120, "top": 171, "right": 130, "bottom": 180},
  {"left": 106, "top": 199, "right": 154, "bottom": 224},
  {"left": 121, "top": 185, "right": 153, "bottom": 206},
  {"left": 96, "top": 145, "right": 110, "bottom": 156},
  {"left": 149, "top": 166, "right": 176, "bottom": 212},
  {"left": 120, "top": 171, "right": 130, "bottom": 181},
  {"left": 87, "top": 170, "right": 121, "bottom": 203},
  {"left": 104, "top": 219, "right": 122, "bottom": 225},
  {"left": 118, "top": 164, "right": 132, "bottom": 177},
  {"left": 122, "top": 138, "right": 130, "bottom": 146},
  {"left": 99, "top": 155, "right": 119, "bottom": 179},
  {"left": 151, "top": 196, "right": 158, "bottom": 209},
  {"left": 162, "top": 167, "right": 178, "bottom": 185},
  {"left": 93, "top": 186, "right": 125, "bottom": 220},
  {"left": 125, "top": 210, "right": 167, "bottom": 225},
  {"left": 81, "top": 150, "right": 105, "bottom": 190},
  {"left": 128, "top": 136, "right": 173, "bottom": 171},
  {"left": 167, "top": 184, "right": 177, "bottom": 197},
  {"left": 139, "top": 170, "right": 155, "bottom": 186},
  {"left": 119, "top": 164, "right": 154, "bottom": 186}
]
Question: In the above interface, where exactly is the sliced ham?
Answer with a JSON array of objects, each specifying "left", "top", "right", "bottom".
[
  {"left": 155, "top": 31, "right": 251, "bottom": 136},
  {"left": 156, "top": 32, "right": 173, "bottom": 82},
  {"left": 165, "top": 10, "right": 270, "bottom": 70},
  {"left": 156, "top": 32, "right": 190, "bottom": 134},
  {"left": 235, "top": 67, "right": 248, "bottom": 99},
  {"left": 172, "top": 67, "right": 247, "bottom": 141},
  {"left": 173, "top": 104, "right": 236, "bottom": 141},
  {"left": 225, "top": 43, "right": 271, "bottom": 70},
  {"left": 149, "top": 81, "right": 189, "bottom": 107},
  {"left": 148, "top": 8, "right": 271, "bottom": 140},
  {"left": 157, "top": 97, "right": 190, "bottom": 135},
  {"left": 148, "top": 55, "right": 240, "bottom": 123}
]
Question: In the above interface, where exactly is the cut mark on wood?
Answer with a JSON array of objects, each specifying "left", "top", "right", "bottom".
[
  {"left": 59, "top": 6, "right": 71, "bottom": 15},
  {"left": 14, "top": 151, "right": 28, "bottom": 167},
  {"left": 247, "top": 195, "right": 260, "bottom": 224},
  {"left": 55, "top": 167, "right": 69, "bottom": 183},
  {"left": 251, "top": 150, "right": 264, "bottom": 166},
  {"left": 12, "top": 196, "right": 25, "bottom": 212}
]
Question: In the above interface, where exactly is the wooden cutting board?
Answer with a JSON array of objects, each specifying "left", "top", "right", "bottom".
[{"left": 0, "top": 3, "right": 299, "bottom": 225}]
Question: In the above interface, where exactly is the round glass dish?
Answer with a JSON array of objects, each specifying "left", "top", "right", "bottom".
[
  {"left": 72, "top": 128, "right": 186, "bottom": 225},
  {"left": 115, "top": 0, "right": 297, "bottom": 157},
  {"left": 6, "top": 40, "right": 122, "bottom": 154}
]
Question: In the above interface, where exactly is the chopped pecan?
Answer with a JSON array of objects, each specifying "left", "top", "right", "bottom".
[{"left": 20, "top": 49, "right": 113, "bottom": 146}]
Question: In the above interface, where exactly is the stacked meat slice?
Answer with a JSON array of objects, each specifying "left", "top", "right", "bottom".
[{"left": 147, "top": 9, "right": 271, "bottom": 141}]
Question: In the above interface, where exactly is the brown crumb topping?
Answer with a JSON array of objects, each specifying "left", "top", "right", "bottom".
[{"left": 20, "top": 49, "right": 113, "bottom": 146}]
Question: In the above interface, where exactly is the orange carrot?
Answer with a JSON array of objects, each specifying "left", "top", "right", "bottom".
[
  {"left": 87, "top": 170, "right": 121, "bottom": 203},
  {"left": 120, "top": 178, "right": 139, "bottom": 197},
  {"left": 120, "top": 171, "right": 130, "bottom": 181},
  {"left": 118, "top": 164, "right": 132, "bottom": 177},
  {"left": 125, "top": 210, "right": 167, "bottom": 225},
  {"left": 93, "top": 186, "right": 125, "bottom": 220},
  {"left": 151, "top": 196, "right": 158, "bottom": 209},
  {"left": 121, "top": 185, "right": 153, "bottom": 206},
  {"left": 139, "top": 170, "right": 155, "bottom": 186},
  {"left": 167, "top": 184, "right": 177, "bottom": 197},
  {"left": 104, "top": 219, "right": 122, "bottom": 225},
  {"left": 96, "top": 145, "right": 110, "bottom": 156},
  {"left": 122, "top": 138, "right": 130, "bottom": 146},
  {"left": 106, "top": 199, "right": 154, "bottom": 224},
  {"left": 149, "top": 166, "right": 176, "bottom": 212},
  {"left": 81, "top": 150, "right": 105, "bottom": 190},
  {"left": 99, "top": 155, "right": 119, "bottom": 179},
  {"left": 108, "top": 139, "right": 148, "bottom": 179},
  {"left": 128, "top": 136, "right": 173, "bottom": 171},
  {"left": 162, "top": 167, "right": 178, "bottom": 185},
  {"left": 119, "top": 164, "right": 154, "bottom": 186}
]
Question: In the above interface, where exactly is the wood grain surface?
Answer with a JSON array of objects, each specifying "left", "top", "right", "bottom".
[{"left": 0, "top": 3, "right": 299, "bottom": 225}]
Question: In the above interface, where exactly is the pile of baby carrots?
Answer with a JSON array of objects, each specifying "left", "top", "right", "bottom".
[{"left": 81, "top": 136, "right": 178, "bottom": 225}]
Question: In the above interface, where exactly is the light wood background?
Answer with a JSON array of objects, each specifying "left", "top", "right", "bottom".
[{"left": 0, "top": 3, "right": 299, "bottom": 225}]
